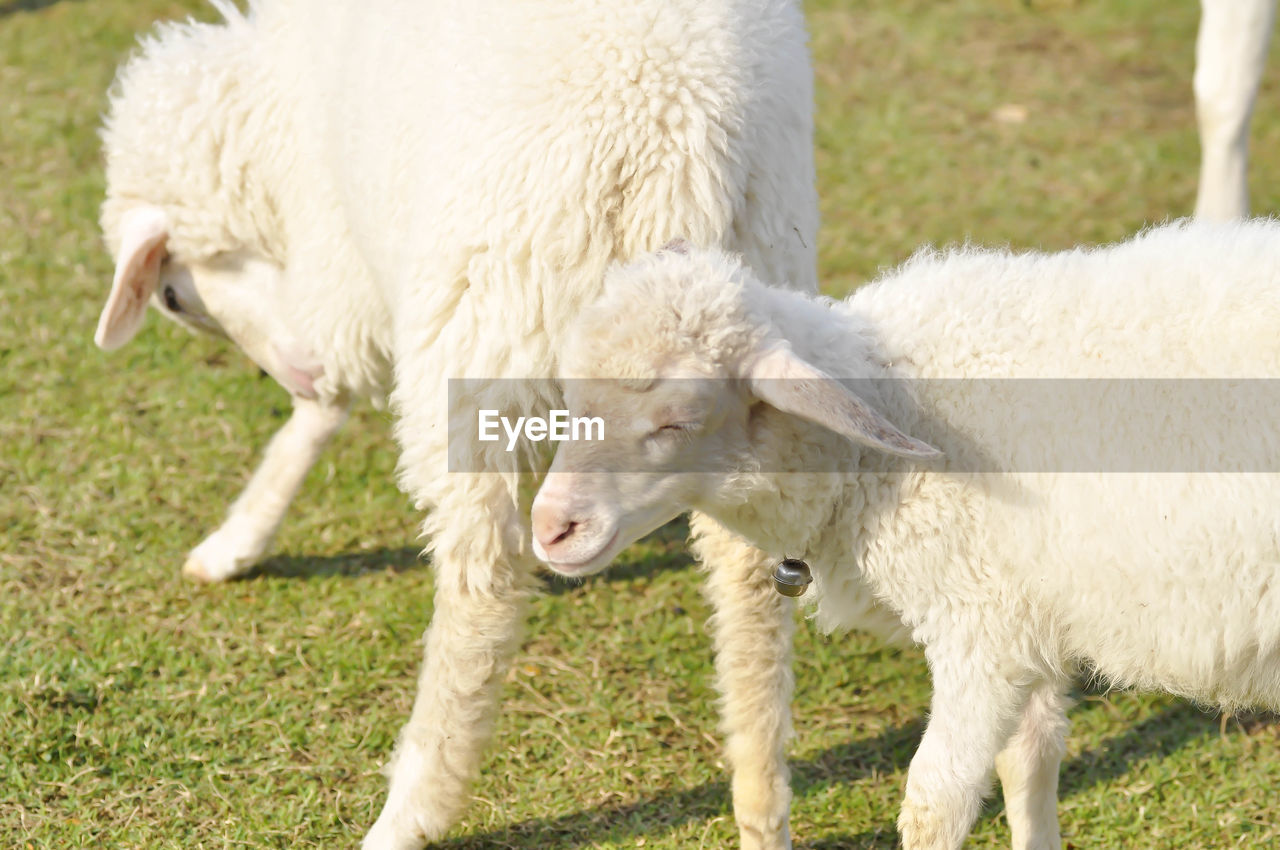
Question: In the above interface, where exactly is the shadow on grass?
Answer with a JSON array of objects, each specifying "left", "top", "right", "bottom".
[
  {"left": 253, "top": 546, "right": 425, "bottom": 580},
  {"left": 435, "top": 719, "right": 920, "bottom": 850},
  {"left": 249, "top": 517, "right": 696, "bottom": 585},
  {"left": 796, "top": 835, "right": 899, "bottom": 849},
  {"left": 0, "top": 0, "right": 79, "bottom": 15},
  {"left": 1057, "top": 700, "right": 1217, "bottom": 797},
  {"left": 434, "top": 701, "right": 1224, "bottom": 849}
]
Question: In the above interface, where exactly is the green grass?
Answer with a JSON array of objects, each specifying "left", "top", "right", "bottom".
[{"left": 3, "top": 0, "right": 1280, "bottom": 847}]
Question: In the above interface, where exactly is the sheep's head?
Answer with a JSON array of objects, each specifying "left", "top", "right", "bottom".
[
  {"left": 94, "top": 12, "right": 323, "bottom": 400},
  {"left": 95, "top": 206, "right": 325, "bottom": 401},
  {"left": 531, "top": 246, "right": 938, "bottom": 577}
]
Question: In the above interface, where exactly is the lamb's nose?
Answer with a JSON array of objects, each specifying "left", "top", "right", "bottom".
[{"left": 532, "top": 499, "right": 578, "bottom": 551}]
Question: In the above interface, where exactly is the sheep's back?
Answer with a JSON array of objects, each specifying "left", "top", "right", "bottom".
[{"left": 838, "top": 220, "right": 1280, "bottom": 708}]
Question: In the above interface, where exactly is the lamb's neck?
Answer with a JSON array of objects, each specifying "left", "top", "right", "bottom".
[
  {"left": 706, "top": 449, "right": 914, "bottom": 635},
  {"left": 705, "top": 472, "right": 847, "bottom": 566},
  {"left": 706, "top": 283, "right": 900, "bottom": 568}
]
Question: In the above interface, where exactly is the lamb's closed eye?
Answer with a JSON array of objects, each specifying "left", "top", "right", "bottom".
[{"left": 649, "top": 422, "right": 695, "bottom": 438}]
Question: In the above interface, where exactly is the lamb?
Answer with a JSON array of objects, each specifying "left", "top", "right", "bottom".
[
  {"left": 531, "top": 219, "right": 1280, "bottom": 850},
  {"left": 96, "top": 2, "right": 818, "bottom": 848},
  {"left": 1194, "top": 0, "right": 1274, "bottom": 220}
]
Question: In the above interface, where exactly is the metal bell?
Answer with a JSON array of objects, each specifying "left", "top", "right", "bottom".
[{"left": 772, "top": 558, "right": 812, "bottom": 597}]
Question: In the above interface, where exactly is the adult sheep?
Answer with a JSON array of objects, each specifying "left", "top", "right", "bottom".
[
  {"left": 532, "top": 220, "right": 1280, "bottom": 849},
  {"left": 94, "top": 1, "right": 818, "bottom": 848}
]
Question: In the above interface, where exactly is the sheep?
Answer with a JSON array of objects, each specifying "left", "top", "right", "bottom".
[
  {"left": 95, "top": 2, "right": 819, "bottom": 848},
  {"left": 531, "top": 219, "right": 1280, "bottom": 850},
  {"left": 1194, "top": 0, "right": 1275, "bottom": 220}
]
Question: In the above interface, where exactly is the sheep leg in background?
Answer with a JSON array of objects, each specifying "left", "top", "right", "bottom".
[
  {"left": 1194, "top": 0, "right": 1276, "bottom": 220},
  {"left": 693, "top": 514, "right": 796, "bottom": 850},
  {"left": 994, "top": 683, "right": 1069, "bottom": 850},
  {"left": 183, "top": 396, "right": 350, "bottom": 582},
  {"left": 363, "top": 474, "right": 535, "bottom": 850},
  {"left": 897, "top": 645, "right": 1030, "bottom": 850}
]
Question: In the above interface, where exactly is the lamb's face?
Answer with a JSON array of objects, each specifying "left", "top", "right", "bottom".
[
  {"left": 531, "top": 247, "right": 940, "bottom": 577},
  {"left": 531, "top": 370, "right": 757, "bottom": 575},
  {"left": 530, "top": 247, "right": 764, "bottom": 574},
  {"left": 95, "top": 206, "right": 327, "bottom": 400}
]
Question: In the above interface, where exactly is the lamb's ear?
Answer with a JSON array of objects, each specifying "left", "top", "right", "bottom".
[
  {"left": 94, "top": 206, "right": 169, "bottom": 351},
  {"left": 746, "top": 344, "right": 941, "bottom": 459}
]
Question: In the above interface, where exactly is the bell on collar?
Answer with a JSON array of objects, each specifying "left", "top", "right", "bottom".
[{"left": 772, "top": 558, "right": 812, "bottom": 597}]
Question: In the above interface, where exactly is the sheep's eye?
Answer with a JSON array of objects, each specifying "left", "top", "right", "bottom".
[{"left": 162, "top": 285, "right": 182, "bottom": 313}]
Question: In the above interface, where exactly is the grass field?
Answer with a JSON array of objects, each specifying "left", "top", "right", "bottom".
[{"left": 4, "top": 0, "right": 1280, "bottom": 847}]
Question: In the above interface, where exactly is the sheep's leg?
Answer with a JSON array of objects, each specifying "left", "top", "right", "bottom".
[
  {"left": 183, "top": 396, "right": 349, "bottom": 582},
  {"left": 994, "top": 683, "right": 1070, "bottom": 850},
  {"left": 898, "top": 646, "right": 1029, "bottom": 850},
  {"left": 363, "top": 475, "right": 535, "bottom": 850},
  {"left": 1194, "top": 0, "right": 1275, "bottom": 220},
  {"left": 692, "top": 514, "right": 795, "bottom": 850}
]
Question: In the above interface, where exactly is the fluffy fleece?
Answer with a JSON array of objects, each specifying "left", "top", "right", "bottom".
[
  {"left": 98, "top": 2, "right": 819, "bottom": 849},
  {"left": 533, "top": 219, "right": 1280, "bottom": 850}
]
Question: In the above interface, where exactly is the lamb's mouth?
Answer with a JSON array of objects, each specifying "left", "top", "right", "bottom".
[{"left": 542, "top": 529, "right": 620, "bottom": 578}]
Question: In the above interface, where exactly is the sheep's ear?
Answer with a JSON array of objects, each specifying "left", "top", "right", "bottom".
[
  {"left": 94, "top": 206, "right": 169, "bottom": 351},
  {"left": 746, "top": 344, "right": 940, "bottom": 459}
]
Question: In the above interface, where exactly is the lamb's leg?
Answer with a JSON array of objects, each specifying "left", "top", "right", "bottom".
[
  {"left": 692, "top": 514, "right": 795, "bottom": 850},
  {"left": 898, "top": 644, "right": 1029, "bottom": 850},
  {"left": 363, "top": 475, "right": 535, "bottom": 850},
  {"left": 1194, "top": 0, "right": 1275, "bottom": 221},
  {"left": 183, "top": 395, "right": 349, "bottom": 582},
  {"left": 995, "top": 683, "right": 1069, "bottom": 850}
]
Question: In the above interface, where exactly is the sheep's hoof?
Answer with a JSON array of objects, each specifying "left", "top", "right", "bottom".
[
  {"left": 183, "top": 533, "right": 262, "bottom": 583},
  {"left": 181, "top": 554, "right": 226, "bottom": 583}
]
